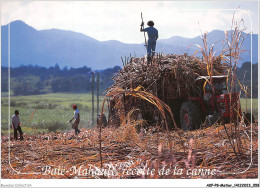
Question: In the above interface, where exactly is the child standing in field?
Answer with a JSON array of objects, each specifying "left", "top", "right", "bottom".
[
  {"left": 12, "top": 110, "right": 23, "bottom": 140},
  {"left": 69, "top": 105, "right": 81, "bottom": 135}
]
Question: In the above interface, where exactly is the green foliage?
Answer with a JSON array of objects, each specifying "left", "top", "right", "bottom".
[
  {"left": 240, "top": 98, "right": 258, "bottom": 120},
  {"left": 44, "top": 121, "right": 70, "bottom": 132},
  {"left": 1, "top": 93, "right": 105, "bottom": 135},
  {"left": 12, "top": 75, "right": 41, "bottom": 96},
  {"left": 1, "top": 65, "right": 121, "bottom": 96},
  {"left": 236, "top": 62, "right": 258, "bottom": 98}
]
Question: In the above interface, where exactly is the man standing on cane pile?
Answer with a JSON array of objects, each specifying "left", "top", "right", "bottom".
[{"left": 140, "top": 20, "right": 158, "bottom": 63}]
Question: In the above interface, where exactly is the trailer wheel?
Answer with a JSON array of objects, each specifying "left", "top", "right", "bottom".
[
  {"left": 244, "top": 113, "right": 255, "bottom": 126},
  {"left": 180, "top": 101, "right": 201, "bottom": 131}
]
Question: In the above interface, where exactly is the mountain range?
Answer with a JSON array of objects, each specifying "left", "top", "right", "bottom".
[{"left": 1, "top": 20, "right": 258, "bottom": 70}]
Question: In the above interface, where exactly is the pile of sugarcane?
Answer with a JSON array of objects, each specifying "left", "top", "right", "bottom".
[
  {"left": 107, "top": 54, "right": 225, "bottom": 125},
  {"left": 110, "top": 54, "right": 224, "bottom": 93}
]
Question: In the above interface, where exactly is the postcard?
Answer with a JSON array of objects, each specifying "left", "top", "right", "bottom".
[{"left": 1, "top": 0, "right": 259, "bottom": 187}]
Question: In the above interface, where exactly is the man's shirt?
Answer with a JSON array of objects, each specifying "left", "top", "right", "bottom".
[
  {"left": 142, "top": 26, "right": 158, "bottom": 39},
  {"left": 74, "top": 109, "right": 80, "bottom": 120},
  {"left": 12, "top": 115, "right": 20, "bottom": 129}
]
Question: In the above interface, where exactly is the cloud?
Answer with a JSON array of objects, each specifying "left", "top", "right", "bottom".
[{"left": 1, "top": 1, "right": 258, "bottom": 43}]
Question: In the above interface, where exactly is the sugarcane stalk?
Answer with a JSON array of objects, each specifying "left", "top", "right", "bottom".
[{"left": 141, "top": 12, "right": 147, "bottom": 49}]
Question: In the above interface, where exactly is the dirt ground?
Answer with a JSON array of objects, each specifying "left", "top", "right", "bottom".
[{"left": 1, "top": 122, "right": 258, "bottom": 179}]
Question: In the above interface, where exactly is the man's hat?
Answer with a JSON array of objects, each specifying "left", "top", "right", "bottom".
[
  {"left": 72, "top": 104, "right": 77, "bottom": 108},
  {"left": 147, "top": 20, "right": 154, "bottom": 26}
]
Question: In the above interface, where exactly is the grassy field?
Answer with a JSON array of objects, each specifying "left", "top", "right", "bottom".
[
  {"left": 1, "top": 93, "right": 106, "bottom": 135},
  {"left": 240, "top": 98, "right": 258, "bottom": 119},
  {"left": 1, "top": 93, "right": 258, "bottom": 135}
]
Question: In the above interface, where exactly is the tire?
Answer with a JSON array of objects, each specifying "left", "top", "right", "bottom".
[
  {"left": 244, "top": 113, "right": 255, "bottom": 126},
  {"left": 180, "top": 101, "right": 201, "bottom": 131},
  {"left": 222, "top": 117, "right": 230, "bottom": 124}
]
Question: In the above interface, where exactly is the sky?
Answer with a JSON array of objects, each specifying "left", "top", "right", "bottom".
[{"left": 1, "top": 0, "right": 259, "bottom": 44}]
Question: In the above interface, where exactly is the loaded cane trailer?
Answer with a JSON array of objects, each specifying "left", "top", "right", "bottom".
[{"left": 107, "top": 54, "right": 254, "bottom": 131}]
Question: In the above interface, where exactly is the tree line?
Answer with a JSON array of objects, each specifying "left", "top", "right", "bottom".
[
  {"left": 1, "top": 62, "right": 257, "bottom": 97},
  {"left": 1, "top": 64, "right": 121, "bottom": 96},
  {"left": 236, "top": 62, "right": 258, "bottom": 98}
]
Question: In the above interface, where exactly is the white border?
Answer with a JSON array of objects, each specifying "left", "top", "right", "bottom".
[
  {"left": 1, "top": 179, "right": 260, "bottom": 187},
  {"left": 1, "top": 1, "right": 258, "bottom": 187}
]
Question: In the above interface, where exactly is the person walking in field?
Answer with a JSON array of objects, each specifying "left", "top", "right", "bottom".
[
  {"left": 12, "top": 110, "right": 23, "bottom": 140},
  {"left": 69, "top": 105, "right": 81, "bottom": 135},
  {"left": 140, "top": 20, "right": 158, "bottom": 63}
]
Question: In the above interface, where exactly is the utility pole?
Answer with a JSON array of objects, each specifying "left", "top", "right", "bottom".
[
  {"left": 92, "top": 72, "right": 95, "bottom": 127},
  {"left": 97, "top": 72, "right": 100, "bottom": 120}
]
